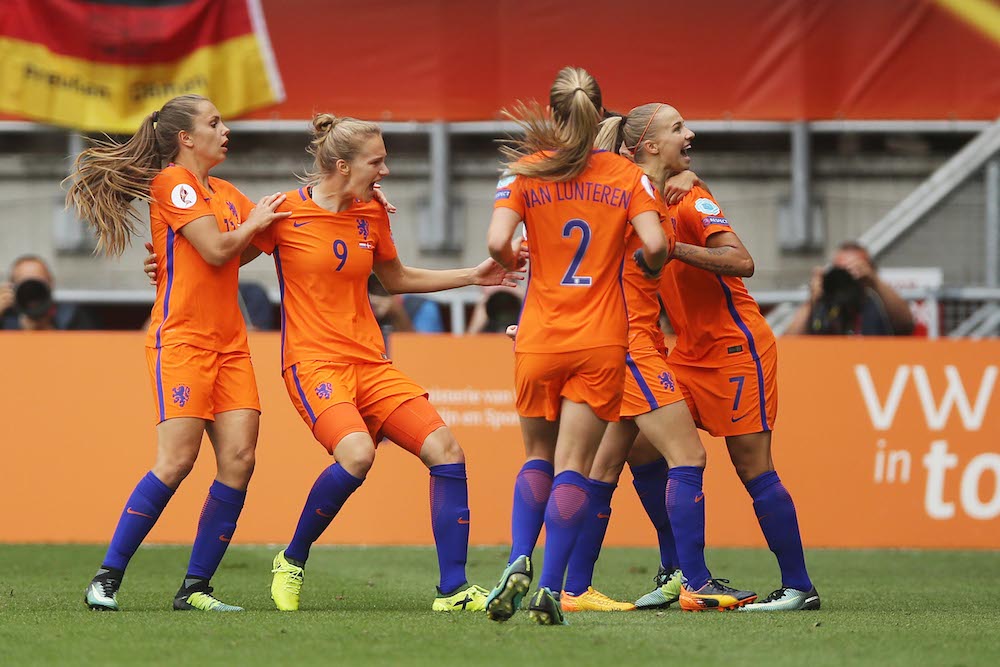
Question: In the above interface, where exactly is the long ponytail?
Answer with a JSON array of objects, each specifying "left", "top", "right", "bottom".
[
  {"left": 500, "top": 66, "right": 603, "bottom": 182},
  {"left": 64, "top": 94, "right": 207, "bottom": 256}
]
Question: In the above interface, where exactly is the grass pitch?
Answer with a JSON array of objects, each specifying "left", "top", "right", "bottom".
[{"left": 1, "top": 545, "right": 997, "bottom": 666}]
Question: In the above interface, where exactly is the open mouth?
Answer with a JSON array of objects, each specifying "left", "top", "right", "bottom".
[{"left": 681, "top": 143, "right": 692, "bottom": 159}]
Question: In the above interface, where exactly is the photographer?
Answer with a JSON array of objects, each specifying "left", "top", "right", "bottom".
[
  {"left": 786, "top": 241, "right": 914, "bottom": 336},
  {"left": 0, "top": 255, "right": 98, "bottom": 331}
]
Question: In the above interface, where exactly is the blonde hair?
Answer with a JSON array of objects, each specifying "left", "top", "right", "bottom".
[
  {"left": 304, "top": 113, "right": 382, "bottom": 184},
  {"left": 594, "top": 103, "right": 665, "bottom": 162},
  {"left": 64, "top": 94, "right": 209, "bottom": 256},
  {"left": 501, "top": 66, "right": 603, "bottom": 182}
]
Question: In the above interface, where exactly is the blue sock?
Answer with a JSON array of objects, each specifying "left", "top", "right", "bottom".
[
  {"left": 185, "top": 481, "right": 246, "bottom": 580},
  {"left": 285, "top": 463, "right": 364, "bottom": 564},
  {"left": 429, "top": 463, "right": 470, "bottom": 594},
  {"left": 537, "top": 470, "right": 591, "bottom": 593},
  {"left": 746, "top": 471, "right": 812, "bottom": 591},
  {"left": 563, "top": 478, "right": 616, "bottom": 596},
  {"left": 630, "top": 458, "right": 678, "bottom": 570},
  {"left": 666, "top": 466, "right": 711, "bottom": 590},
  {"left": 102, "top": 471, "right": 174, "bottom": 572},
  {"left": 508, "top": 459, "right": 553, "bottom": 563}
]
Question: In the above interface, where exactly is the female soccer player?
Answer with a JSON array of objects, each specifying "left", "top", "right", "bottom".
[
  {"left": 500, "top": 159, "right": 758, "bottom": 615},
  {"left": 259, "top": 113, "right": 520, "bottom": 613},
  {"left": 482, "top": 66, "right": 671, "bottom": 626},
  {"left": 592, "top": 103, "right": 820, "bottom": 612},
  {"left": 67, "top": 94, "right": 289, "bottom": 612}
]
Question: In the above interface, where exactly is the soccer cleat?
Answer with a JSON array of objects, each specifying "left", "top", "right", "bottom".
[
  {"left": 485, "top": 555, "right": 532, "bottom": 622},
  {"left": 84, "top": 568, "right": 122, "bottom": 611},
  {"left": 739, "top": 586, "right": 821, "bottom": 612},
  {"left": 560, "top": 587, "right": 636, "bottom": 612},
  {"left": 173, "top": 581, "right": 243, "bottom": 612},
  {"left": 527, "top": 587, "right": 567, "bottom": 626},
  {"left": 270, "top": 550, "right": 305, "bottom": 612},
  {"left": 432, "top": 583, "right": 490, "bottom": 612},
  {"left": 634, "top": 566, "right": 683, "bottom": 609},
  {"left": 679, "top": 578, "right": 756, "bottom": 612}
]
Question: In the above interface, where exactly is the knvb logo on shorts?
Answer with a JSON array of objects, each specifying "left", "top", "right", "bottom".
[
  {"left": 172, "top": 385, "right": 191, "bottom": 407},
  {"left": 658, "top": 371, "right": 675, "bottom": 391},
  {"left": 315, "top": 382, "right": 333, "bottom": 400},
  {"left": 357, "top": 219, "right": 370, "bottom": 240}
]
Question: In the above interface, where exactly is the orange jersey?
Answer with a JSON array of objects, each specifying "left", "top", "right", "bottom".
[
  {"left": 659, "top": 186, "right": 775, "bottom": 367},
  {"left": 145, "top": 164, "right": 254, "bottom": 353},
  {"left": 495, "top": 151, "right": 663, "bottom": 353},
  {"left": 254, "top": 187, "right": 398, "bottom": 369},
  {"left": 623, "top": 197, "right": 674, "bottom": 352}
]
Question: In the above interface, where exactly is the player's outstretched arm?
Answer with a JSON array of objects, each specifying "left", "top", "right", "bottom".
[
  {"left": 179, "top": 193, "right": 288, "bottom": 267},
  {"left": 374, "top": 255, "right": 523, "bottom": 295},
  {"left": 673, "top": 231, "right": 754, "bottom": 277}
]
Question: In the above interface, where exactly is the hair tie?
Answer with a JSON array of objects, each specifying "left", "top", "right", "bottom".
[
  {"left": 151, "top": 110, "right": 159, "bottom": 124},
  {"left": 626, "top": 103, "right": 663, "bottom": 156},
  {"left": 573, "top": 87, "right": 586, "bottom": 94}
]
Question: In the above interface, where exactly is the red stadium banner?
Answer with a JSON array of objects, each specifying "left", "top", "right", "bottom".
[
  {"left": 0, "top": 0, "right": 284, "bottom": 132},
  {"left": 0, "top": 334, "right": 997, "bottom": 549},
  {"left": 240, "top": 0, "right": 1000, "bottom": 122}
]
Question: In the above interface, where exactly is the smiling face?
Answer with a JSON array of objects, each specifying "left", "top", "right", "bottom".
[
  {"left": 181, "top": 100, "right": 230, "bottom": 168},
  {"left": 343, "top": 134, "right": 389, "bottom": 202},
  {"left": 643, "top": 106, "right": 695, "bottom": 174}
]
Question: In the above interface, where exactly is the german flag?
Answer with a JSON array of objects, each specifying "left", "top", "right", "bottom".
[{"left": 0, "top": 0, "right": 284, "bottom": 132}]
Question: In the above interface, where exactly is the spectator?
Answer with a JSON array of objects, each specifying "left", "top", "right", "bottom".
[
  {"left": 785, "top": 241, "right": 915, "bottom": 336},
  {"left": 0, "top": 255, "right": 99, "bottom": 330},
  {"left": 368, "top": 273, "right": 414, "bottom": 338},
  {"left": 466, "top": 285, "right": 524, "bottom": 334},
  {"left": 402, "top": 295, "right": 446, "bottom": 333},
  {"left": 238, "top": 281, "right": 276, "bottom": 331}
]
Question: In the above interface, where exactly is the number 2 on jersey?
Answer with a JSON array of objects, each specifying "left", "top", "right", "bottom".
[{"left": 560, "top": 219, "right": 592, "bottom": 286}]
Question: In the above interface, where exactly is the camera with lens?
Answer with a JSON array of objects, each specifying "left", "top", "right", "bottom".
[
  {"left": 809, "top": 266, "right": 864, "bottom": 335},
  {"left": 14, "top": 278, "right": 54, "bottom": 321}
]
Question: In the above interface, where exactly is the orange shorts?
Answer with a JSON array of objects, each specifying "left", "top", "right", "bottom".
[
  {"left": 671, "top": 343, "right": 778, "bottom": 437},
  {"left": 283, "top": 360, "right": 430, "bottom": 447},
  {"left": 621, "top": 347, "right": 686, "bottom": 418},
  {"left": 145, "top": 344, "right": 260, "bottom": 424},
  {"left": 515, "top": 346, "right": 626, "bottom": 422}
]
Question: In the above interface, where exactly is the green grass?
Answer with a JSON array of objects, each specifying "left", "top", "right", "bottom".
[{"left": 1, "top": 545, "right": 997, "bottom": 666}]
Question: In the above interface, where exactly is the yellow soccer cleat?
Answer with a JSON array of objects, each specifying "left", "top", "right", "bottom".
[
  {"left": 679, "top": 578, "right": 756, "bottom": 612},
  {"left": 432, "top": 583, "right": 490, "bottom": 612},
  {"left": 561, "top": 587, "right": 637, "bottom": 612},
  {"left": 270, "top": 550, "right": 304, "bottom": 611}
]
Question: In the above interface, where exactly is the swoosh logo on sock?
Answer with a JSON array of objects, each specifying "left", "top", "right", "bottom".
[
  {"left": 126, "top": 507, "right": 154, "bottom": 519},
  {"left": 218, "top": 534, "right": 231, "bottom": 542},
  {"left": 597, "top": 513, "right": 611, "bottom": 519},
  {"left": 315, "top": 508, "right": 335, "bottom": 518},
  {"left": 694, "top": 493, "right": 704, "bottom": 503},
  {"left": 457, "top": 517, "right": 471, "bottom": 524}
]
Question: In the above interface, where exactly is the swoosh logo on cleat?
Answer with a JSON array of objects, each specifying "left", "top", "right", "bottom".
[
  {"left": 805, "top": 596, "right": 819, "bottom": 604},
  {"left": 694, "top": 493, "right": 704, "bottom": 503},
  {"left": 126, "top": 507, "right": 154, "bottom": 519},
  {"left": 315, "top": 508, "right": 335, "bottom": 518},
  {"left": 457, "top": 517, "right": 471, "bottom": 524}
]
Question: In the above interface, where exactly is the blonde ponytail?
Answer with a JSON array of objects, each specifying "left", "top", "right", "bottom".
[
  {"left": 64, "top": 94, "right": 209, "bottom": 256},
  {"left": 501, "top": 66, "right": 603, "bottom": 182}
]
